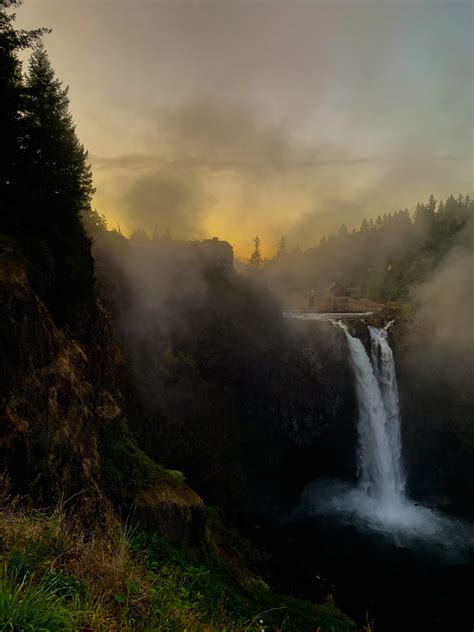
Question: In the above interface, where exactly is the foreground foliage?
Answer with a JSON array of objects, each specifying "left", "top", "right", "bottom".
[{"left": 0, "top": 500, "right": 356, "bottom": 631}]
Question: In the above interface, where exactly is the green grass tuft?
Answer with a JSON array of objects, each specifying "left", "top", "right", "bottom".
[
  {"left": 0, "top": 565, "right": 88, "bottom": 631},
  {"left": 0, "top": 501, "right": 356, "bottom": 631}
]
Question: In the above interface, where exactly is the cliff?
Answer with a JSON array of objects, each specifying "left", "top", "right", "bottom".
[
  {"left": 113, "top": 267, "right": 359, "bottom": 518},
  {"left": 0, "top": 250, "right": 205, "bottom": 541},
  {"left": 0, "top": 249, "right": 355, "bottom": 631}
]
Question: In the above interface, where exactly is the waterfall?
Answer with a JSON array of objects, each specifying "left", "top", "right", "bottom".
[
  {"left": 369, "top": 325, "right": 405, "bottom": 497},
  {"left": 300, "top": 320, "right": 473, "bottom": 546},
  {"left": 337, "top": 322, "right": 405, "bottom": 507}
]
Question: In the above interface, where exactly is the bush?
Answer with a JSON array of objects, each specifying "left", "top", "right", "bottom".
[{"left": 100, "top": 424, "right": 162, "bottom": 495}]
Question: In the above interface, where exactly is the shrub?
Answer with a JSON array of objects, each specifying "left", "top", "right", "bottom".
[{"left": 100, "top": 424, "right": 162, "bottom": 495}]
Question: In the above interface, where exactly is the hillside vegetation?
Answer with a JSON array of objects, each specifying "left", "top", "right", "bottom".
[
  {"left": 262, "top": 194, "right": 472, "bottom": 307},
  {"left": 0, "top": 492, "right": 356, "bottom": 632}
]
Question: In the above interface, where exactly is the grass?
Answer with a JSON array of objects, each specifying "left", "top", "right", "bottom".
[
  {"left": 0, "top": 497, "right": 357, "bottom": 631},
  {"left": 0, "top": 566, "right": 86, "bottom": 631}
]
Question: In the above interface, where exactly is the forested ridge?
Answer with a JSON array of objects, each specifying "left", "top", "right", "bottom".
[{"left": 261, "top": 193, "right": 473, "bottom": 305}]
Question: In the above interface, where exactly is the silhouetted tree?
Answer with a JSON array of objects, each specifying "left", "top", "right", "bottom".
[
  {"left": 249, "top": 236, "right": 262, "bottom": 268},
  {"left": 21, "top": 44, "right": 95, "bottom": 320},
  {"left": 0, "top": 3, "right": 47, "bottom": 235},
  {"left": 0, "top": 7, "right": 95, "bottom": 325},
  {"left": 338, "top": 224, "right": 348, "bottom": 238},
  {"left": 131, "top": 227, "right": 150, "bottom": 242},
  {"left": 83, "top": 207, "right": 107, "bottom": 236},
  {"left": 277, "top": 236, "right": 287, "bottom": 255}
]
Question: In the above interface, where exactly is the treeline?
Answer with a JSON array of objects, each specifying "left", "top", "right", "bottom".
[
  {"left": 0, "top": 5, "right": 96, "bottom": 324},
  {"left": 262, "top": 194, "right": 473, "bottom": 304}
]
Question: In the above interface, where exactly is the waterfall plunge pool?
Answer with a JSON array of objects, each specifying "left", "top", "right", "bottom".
[
  {"left": 261, "top": 318, "right": 474, "bottom": 631},
  {"left": 261, "top": 501, "right": 474, "bottom": 632}
]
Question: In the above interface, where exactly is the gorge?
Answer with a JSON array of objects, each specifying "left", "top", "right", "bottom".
[{"left": 1, "top": 3, "right": 472, "bottom": 630}]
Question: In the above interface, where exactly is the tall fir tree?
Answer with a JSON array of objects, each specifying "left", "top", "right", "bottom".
[
  {"left": 249, "top": 235, "right": 262, "bottom": 268},
  {"left": 22, "top": 43, "right": 95, "bottom": 322},
  {"left": 0, "top": 3, "right": 46, "bottom": 234},
  {"left": 277, "top": 236, "right": 287, "bottom": 255},
  {"left": 24, "top": 44, "right": 94, "bottom": 231}
]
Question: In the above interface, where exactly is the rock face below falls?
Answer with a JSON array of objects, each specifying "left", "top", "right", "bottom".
[{"left": 126, "top": 306, "right": 360, "bottom": 517}]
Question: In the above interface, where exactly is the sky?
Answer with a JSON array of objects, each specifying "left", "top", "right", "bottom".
[{"left": 15, "top": 0, "right": 474, "bottom": 257}]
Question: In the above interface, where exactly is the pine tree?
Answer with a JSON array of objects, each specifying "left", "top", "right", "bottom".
[
  {"left": 131, "top": 227, "right": 149, "bottom": 242},
  {"left": 21, "top": 43, "right": 95, "bottom": 322},
  {"left": 360, "top": 218, "right": 369, "bottom": 232},
  {"left": 427, "top": 193, "right": 437, "bottom": 214},
  {"left": 249, "top": 236, "right": 262, "bottom": 268},
  {"left": 337, "top": 224, "right": 348, "bottom": 238},
  {"left": 277, "top": 236, "right": 287, "bottom": 255},
  {"left": 25, "top": 45, "right": 94, "bottom": 230},
  {"left": 0, "top": 4, "right": 47, "bottom": 234}
]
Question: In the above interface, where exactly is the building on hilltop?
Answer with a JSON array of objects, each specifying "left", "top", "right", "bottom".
[{"left": 198, "top": 237, "right": 233, "bottom": 269}]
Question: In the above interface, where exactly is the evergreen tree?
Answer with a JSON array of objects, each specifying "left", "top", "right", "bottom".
[
  {"left": 131, "top": 227, "right": 149, "bottom": 242},
  {"left": 0, "top": 3, "right": 47, "bottom": 234},
  {"left": 427, "top": 193, "right": 437, "bottom": 214},
  {"left": 249, "top": 236, "right": 262, "bottom": 268},
  {"left": 25, "top": 44, "right": 95, "bottom": 230},
  {"left": 21, "top": 44, "right": 95, "bottom": 321},
  {"left": 360, "top": 218, "right": 369, "bottom": 232},
  {"left": 337, "top": 224, "right": 348, "bottom": 238},
  {"left": 83, "top": 207, "right": 107, "bottom": 237},
  {"left": 277, "top": 236, "right": 287, "bottom": 255}
]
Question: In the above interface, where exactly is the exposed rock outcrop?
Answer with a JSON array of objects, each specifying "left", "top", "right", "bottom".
[
  {"left": 0, "top": 255, "right": 207, "bottom": 542},
  {"left": 131, "top": 480, "right": 206, "bottom": 546},
  {"left": 0, "top": 259, "right": 113, "bottom": 506}
]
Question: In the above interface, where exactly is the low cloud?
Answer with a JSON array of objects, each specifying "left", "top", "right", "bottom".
[
  {"left": 91, "top": 97, "right": 472, "bottom": 254},
  {"left": 410, "top": 216, "right": 474, "bottom": 359}
]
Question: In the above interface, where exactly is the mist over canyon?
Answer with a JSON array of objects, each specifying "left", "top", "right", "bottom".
[{"left": 1, "top": 2, "right": 473, "bottom": 631}]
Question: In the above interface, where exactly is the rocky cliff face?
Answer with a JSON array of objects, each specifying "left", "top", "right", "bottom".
[
  {"left": 122, "top": 308, "right": 358, "bottom": 519},
  {"left": 0, "top": 258, "right": 112, "bottom": 506},
  {"left": 0, "top": 255, "right": 205, "bottom": 540}
]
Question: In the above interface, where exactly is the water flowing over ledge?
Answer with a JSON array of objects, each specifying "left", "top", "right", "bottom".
[{"left": 283, "top": 311, "right": 374, "bottom": 321}]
